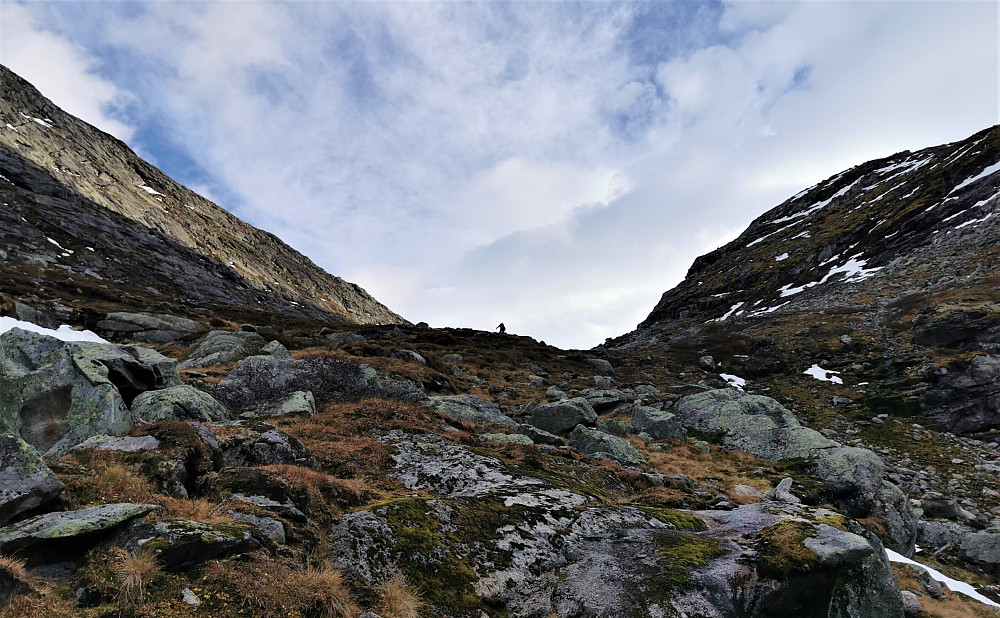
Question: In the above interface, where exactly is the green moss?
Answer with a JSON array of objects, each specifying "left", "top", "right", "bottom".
[
  {"left": 754, "top": 520, "right": 820, "bottom": 580},
  {"left": 814, "top": 514, "right": 847, "bottom": 530},
  {"left": 651, "top": 531, "right": 727, "bottom": 586},
  {"left": 637, "top": 507, "right": 707, "bottom": 531}
]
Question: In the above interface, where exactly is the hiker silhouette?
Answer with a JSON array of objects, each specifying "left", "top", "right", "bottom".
[{"left": 496, "top": 323, "right": 506, "bottom": 334}]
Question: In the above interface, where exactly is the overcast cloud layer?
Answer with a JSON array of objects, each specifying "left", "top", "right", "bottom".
[{"left": 2, "top": 1, "right": 997, "bottom": 348}]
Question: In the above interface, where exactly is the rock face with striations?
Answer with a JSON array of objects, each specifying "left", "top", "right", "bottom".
[{"left": 0, "top": 65, "right": 404, "bottom": 325}]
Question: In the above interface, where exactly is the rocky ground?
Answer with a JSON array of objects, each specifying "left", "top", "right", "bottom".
[{"left": 1, "top": 304, "right": 999, "bottom": 617}]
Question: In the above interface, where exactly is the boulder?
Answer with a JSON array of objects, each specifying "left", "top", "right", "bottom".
[
  {"left": 521, "top": 398, "right": 597, "bottom": 434},
  {"left": 629, "top": 405, "right": 685, "bottom": 440},
  {"left": 481, "top": 433, "right": 534, "bottom": 446},
  {"left": 579, "top": 389, "right": 624, "bottom": 413},
  {"left": 95, "top": 312, "right": 206, "bottom": 344},
  {"left": 515, "top": 424, "right": 563, "bottom": 446},
  {"left": 0, "top": 503, "right": 155, "bottom": 554},
  {"left": 394, "top": 349, "right": 427, "bottom": 365},
  {"left": 231, "top": 512, "right": 286, "bottom": 545},
  {"left": 0, "top": 329, "right": 177, "bottom": 456},
  {"left": 919, "top": 492, "right": 963, "bottom": 520},
  {"left": 209, "top": 420, "right": 318, "bottom": 469},
  {"left": 274, "top": 390, "right": 315, "bottom": 417},
  {"left": 595, "top": 418, "right": 631, "bottom": 437},
  {"left": 584, "top": 358, "right": 614, "bottom": 375},
  {"left": 325, "top": 332, "right": 366, "bottom": 347},
  {"left": 676, "top": 390, "right": 893, "bottom": 511},
  {"left": 178, "top": 330, "right": 265, "bottom": 369},
  {"left": 568, "top": 425, "right": 646, "bottom": 466},
  {"left": 765, "top": 478, "right": 801, "bottom": 504},
  {"left": 0, "top": 433, "right": 64, "bottom": 525},
  {"left": 959, "top": 532, "right": 1000, "bottom": 573},
  {"left": 260, "top": 340, "right": 292, "bottom": 359},
  {"left": 72, "top": 434, "right": 160, "bottom": 452},
  {"left": 131, "top": 385, "right": 231, "bottom": 423},
  {"left": 120, "top": 519, "right": 259, "bottom": 571},
  {"left": 427, "top": 395, "right": 516, "bottom": 426}
]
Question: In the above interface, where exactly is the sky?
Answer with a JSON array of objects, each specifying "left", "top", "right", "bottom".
[{"left": 2, "top": 1, "right": 997, "bottom": 349}]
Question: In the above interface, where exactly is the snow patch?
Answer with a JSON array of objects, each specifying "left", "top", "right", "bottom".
[
  {"left": 710, "top": 302, "right": 745, "bottom": 323},
  {"left": 948, "top": 160, "right": 1000, "bottom": 196},
  {"left": 720, "top": 373, "right": 746, "bottom": 389},
  {"left": 0, "top": 317, "right": 108, "bottom": 343},
  {"left": 19, "top": 112, "right": 52, "bottom": 128},
  {"left": 804, "top": 364, "right": 843, "bottom": 385},
  {"left": 886, "top": 549, "right": 1000, "bottom": 608},
  {"left": 139, "top": 184, "right": 164, "bottom": 196},
  {"left": 954, "top": 212, "right": 995, "bottom": 230},
  {"left": 775, "top": 253, "right": 789, "bottom": 261}
]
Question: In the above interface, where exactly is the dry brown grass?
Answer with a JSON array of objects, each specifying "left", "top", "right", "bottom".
[
  {"left": 0, "top": 554, "right": 28, "bottom": 580},
  {"left": 61, "top": 459, "right": 155, "bottom": 506},
  {"left": 114, "top": 549, "right": 163, "bottom": 606},
  {"left": 377, "top": 572, "right": 425, "bottom": 618},
  {"left": 282, "top": 397, "right": 467, "bottom": 480},
  {"left": 150, "top": 496, "right": 233, "bottom": 525},
  {"left": 641, "top": 442, "right": 772, "bottom": 495},
  {"left": 199, "top": 557, "right": 359, "bottom": 617},
  {"left": 261, "top": 464, "right": 380, "bottom": 509}
]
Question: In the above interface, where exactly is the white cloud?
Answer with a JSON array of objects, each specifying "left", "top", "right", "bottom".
[
  {"left": 0, "top": 4, "right": 134, "bottom": 141},
  {"left": 4, "top": 1, "right": 997, "bottom": 349}
]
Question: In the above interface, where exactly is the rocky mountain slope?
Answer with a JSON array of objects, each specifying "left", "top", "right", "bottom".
[
  {"left": 0, "top": 65, "right": 404, "bottom": 326},
  {"left": 2, "top": 68, "right": 1000, "bottom": 618}
]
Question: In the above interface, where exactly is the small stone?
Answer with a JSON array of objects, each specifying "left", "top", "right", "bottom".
[
  {"left": 765, "top": 477, "right": 801, "bottom": 504},
  {"left": 693, "top": 440, "right": 710, "bottom": 453},
  {"left": 900, "top": 590, "right": 922, "bottom": 614},
  {"left": 594, "top": 376, "right": 614, "bottom": 388},
  {"left": 699, "top": 355, "right": 716, "bottom": 370},
  {"left": 832, "top": 396, "right": 854, "bottom": 407},
  {"left": 181, "top": 587, "right": 201, "bottom": 606}
]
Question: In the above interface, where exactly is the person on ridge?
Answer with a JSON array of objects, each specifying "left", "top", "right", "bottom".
[{"left": 496, "top": 323, "right": 506, "bottom": 334}]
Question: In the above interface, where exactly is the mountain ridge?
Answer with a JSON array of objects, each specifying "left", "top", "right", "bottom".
[{"left": 0, "top": 64, "right": 404, "bottom": 326}]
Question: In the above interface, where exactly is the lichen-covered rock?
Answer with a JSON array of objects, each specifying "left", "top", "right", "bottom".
[
  {"left": 521, "top": 398, "right": 597, "bottom": 434},
  {"left": 120, "top": 519, "right": 259, "bottom": 570},
  {"left": 481, "top": 433, "right": 534, "bottom": 446},
  {"left": 394, "top": 349, "right": 427, "bottom": 365},
  {"left": 584, "top": 357, "right": 614, "bottom": 375},
  {"left": 0, "top": 433, "right": 64, "bottom": 525},
  {"left": 260, "top": 340, "right": 292, "bottom": 359},
  {"left": 325, "top": 332, "right": 366, "bottom": 347},
  {"left": 873, "top": 482, "right": 918, "bottom": 556},
  {"left": 95, "top": 311, "right": 206, "bottom": 344},
  {"left": 578, "top": 389, "right": 624, "bottom": 413},
  {"left": 427, "top": 394, "right": 516, "bottom": 426},
  {"left": 178, "top": 330, "right": 265, "bottom": 369},
  {"left": 569, "top": 425, "right": 646, "bottom": 466},
  {"left": 630, "top": 405, "right": 686, "bottom": 440},
  {"left": 516, "top": 424, "right": 563, "bottom": 446},
  {"left": 0, "top": 503, "right": 155, "bottom": 553},
  {"left": 676, "top": 388, "right": 914, "bottom": 553},
  {"left": 72, "top": 434, "right": 160, "bottom": 452},
  {"left": 0, "top": 328, "right": 177, "bottom": 455},
  {"left": 231, "top": 512, "right": 286, "bottom": 545},
  {"left": 595, "top": 418, "right": 631, "bottom": 437},
  {"left": 275, "top": 390, "right": 315, "bottom": 417},
  {"left": 210, "top": 420, "right": 317, "bottom": 469},
  {"left": 131, "top": 385, "right": 231, "bottom": 423}
]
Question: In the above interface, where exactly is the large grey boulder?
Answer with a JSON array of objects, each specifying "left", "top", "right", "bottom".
[
  {"left": 0, "top": 329, "right": 177, "bottom": 456},
  {"left": 959, "top": 532, "right": 1000, "bottom": 573},
  {"left": 131, "top": 385, "right": 231, "bottom": 422},
  {"left": 119, "top": 519, "right": 259, "bottom": 571},
  {"left": 178, "top": 330, "right": 265, "bottom": 369},
  {"left": 521, "top": 398, "right": 597, "bottom": 434},
  {"left": 215, "top": 354, "right": 418, "bottom": 415},
  {"left": 95, "top": 311, "right": 206, "bottom": 344},
  {"left": 0, "top": 433, "right": 64, "bottom": 525},
  {"left": 629, "top": 405, "right": 685, "bottom": 440},
  {"left": 209, "top": 420, "right": 318, "bottom": 469},
  {"left": 676, "top": 389, "right": 913, "bottom": 552},
  {"left": 568, "top": 425, "right": 646, "bottom": 466},
  {"left": 0, "top": 503, "right": 155, "bottom": 553},
  {"left": 427, "top": 394, "right": 516, "bottom": 426}
]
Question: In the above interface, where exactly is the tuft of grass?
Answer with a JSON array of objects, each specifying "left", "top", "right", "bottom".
[
  {"left": 152, "top": 496, "right": 233, "bottom": 525},
  {"left": 0, "top": 554, "right": 28, "bottom": 581},
  {"left": 377, "top": 572, "right": 425, "bottom": 618},
  {"left": 199, "top": 557, "right": 359, "bottom": 618},
  {"left": 114, "top": 549, "right": 162, "bottom": 606},
  {"left": 61, "top": 460, "right": 154, "bottom": 506}
]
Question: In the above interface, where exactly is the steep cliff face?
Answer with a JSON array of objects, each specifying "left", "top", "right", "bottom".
[
  {"left": 0, "top": 65, "right": 404, "bottom": 325},
  {"left": 613, "top": 126, "right": 1000, "bottom": 439}
]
